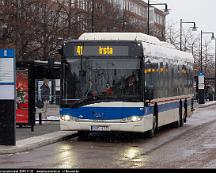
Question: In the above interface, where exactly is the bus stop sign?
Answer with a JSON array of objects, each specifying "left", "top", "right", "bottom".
[
  {"left": 198, "top": 72, "right": 205, "bottom": 90},
  {"left": 0, "top": 48, "right": 16, "bottom": 146}
]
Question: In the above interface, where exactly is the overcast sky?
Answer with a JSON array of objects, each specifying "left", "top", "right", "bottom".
[{"left": 163, "top": 0, "right": 216, "bottom": 33}]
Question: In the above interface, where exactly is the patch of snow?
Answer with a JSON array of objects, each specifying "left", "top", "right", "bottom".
[{"left": 47, "top": 116, "right": 60, "bottom": 120}]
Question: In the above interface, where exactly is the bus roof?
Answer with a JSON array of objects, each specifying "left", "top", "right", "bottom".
[
  {"left": 78, "top": 32, "right": 194, "bottom": 64},
  {"left": 79, "top": 32, "right": 160, "bottom": 44}
]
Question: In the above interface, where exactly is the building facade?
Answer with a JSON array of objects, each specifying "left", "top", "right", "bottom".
[
  {"left": 57, "top": 0, "right": 167, "bottom": 40},
  {"left": 106, "top": 0, "right": 167, "bottom": 40},
  {"left": 0, "top": 0, "right": 167, "bottom": 61}
]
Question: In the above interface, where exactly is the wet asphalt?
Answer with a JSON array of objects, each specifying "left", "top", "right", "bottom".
[{"left": 0, "top": 106, "right": 216, "bottom": 168}]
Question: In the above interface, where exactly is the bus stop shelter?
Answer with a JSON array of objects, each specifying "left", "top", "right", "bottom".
[{"left": 16, "top": 60, "right": 61, "bottom": 131}]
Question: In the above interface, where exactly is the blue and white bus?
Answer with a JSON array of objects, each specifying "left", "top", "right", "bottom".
[{"left": 60, "top": 33, "right": 194, "bottom": 137}]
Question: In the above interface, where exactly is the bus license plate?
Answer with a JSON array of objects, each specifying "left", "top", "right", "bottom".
[{"left": 91, "top": 126, "right": 110, "bottom": 131}]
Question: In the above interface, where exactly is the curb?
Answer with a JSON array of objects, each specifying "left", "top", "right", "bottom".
[
  {"left": 196, "top": 101, "right": 216, "bottom": 109},
  {"left": 0, "top": 131, "right": 78, "bottom": 155}
]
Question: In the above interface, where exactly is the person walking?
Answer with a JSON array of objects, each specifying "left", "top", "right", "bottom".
[{"left": 40, "top": 79, "right": 50, "bottom": 120}]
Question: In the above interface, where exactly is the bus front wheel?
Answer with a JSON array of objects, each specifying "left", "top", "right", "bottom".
[
  {"left": 147, "top": 116, "right": 157, "bottom": 138},
  {"left": 78, "top": 131, "right": 90, "bottom": 140},
  {"left": 180, "top": 99, "right": 184, "bottom": 127}
]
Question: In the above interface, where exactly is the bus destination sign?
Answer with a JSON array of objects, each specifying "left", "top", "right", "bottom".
[{"left": 74, "top": 45, "right": 129, "bottom": 57}]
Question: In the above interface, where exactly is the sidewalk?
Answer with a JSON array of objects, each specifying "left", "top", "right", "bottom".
[
  {"left": 0, "top": 121, "right": 77, "bottom": 154},
  {"left": 0, "top": 105, "right": 78, "bottom": 155},
  {"left": 17, "top": 122, "right": 60, "bottom": 140},
  {"left": 196, "top": 101, "right": 216, "bottom": 108},
  {"left": 0, "top": 130, "right": 77, "bottom": 155}
]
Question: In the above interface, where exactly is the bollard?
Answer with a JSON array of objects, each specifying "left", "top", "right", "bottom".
[
  {"left": 31, "top": 125, "right": 34, "bottom": 132},
  {"left": 191, "top": 98, "right": 194, "bottom": 111},
  {"left": 39, "top": 113, "right": 42, "bottom": 125}
]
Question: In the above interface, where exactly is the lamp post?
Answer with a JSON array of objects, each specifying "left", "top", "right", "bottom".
[
  {"left": 200, "top": 31, "right": 215, "bottom": 73},
  {"left": 180, "top": 19, "right": 197, "bottom": 51},
  {"left": 214, "top": 38, "right": 216, "bottom": 100},
  {"left": 91, "top": 0, "right": 95, "bottom": 32},
  {"left": 147, "top": 0, "right": 168, "bottom": 35},
  {"left": 198, "top": 31, "right": 215, "bottom": 104},
  {"left": 122, "top": 3, "right": 126, "bottom": 32}
]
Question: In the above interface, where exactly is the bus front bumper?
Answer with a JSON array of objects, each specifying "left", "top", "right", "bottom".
[{"left": 60, "top": 115, "right": 153, "bottom": 133}]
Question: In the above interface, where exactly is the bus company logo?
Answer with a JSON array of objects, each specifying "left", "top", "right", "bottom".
[{"left": 93, "top": 112, "right": 104, "bottom": 118}]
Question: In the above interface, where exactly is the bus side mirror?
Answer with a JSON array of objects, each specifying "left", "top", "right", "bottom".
[{"left": 145, "top": 86, "right": 154, "bottom": 101}]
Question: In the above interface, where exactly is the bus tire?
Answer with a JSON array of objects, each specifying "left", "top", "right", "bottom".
[
  {"left": 154, "top": 102, "right": 159, "bottom": 133},
  {"left": 179, "top": 99, "right": 184, "bottom": 127},
  {"left": 78, "top": 131, "right": 90, "bottom": 140},
  {"left": 173, "top": 118, "right": 180, "bottom": 128},
  {"left": 147, "top": 115, "right": 156, "bottom": 138},
  {"left": 184, "top": 99, "right": 188, "bottom": 123},
  {"left": 173, "top": 100, "right": 182, "bottom": 128}
]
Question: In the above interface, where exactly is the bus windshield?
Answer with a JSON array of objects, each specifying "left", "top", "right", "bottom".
[{"left": 62, "top": 57, "right": 142, "bottom": 106}]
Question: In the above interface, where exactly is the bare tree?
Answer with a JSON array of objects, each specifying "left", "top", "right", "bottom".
[{"left": 166, "top": 22, "right": 215, "bottom": 78}]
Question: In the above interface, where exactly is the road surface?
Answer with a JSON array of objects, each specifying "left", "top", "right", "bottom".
[{"left": 0, "top": 105, "right": 216, "bottom": 168}]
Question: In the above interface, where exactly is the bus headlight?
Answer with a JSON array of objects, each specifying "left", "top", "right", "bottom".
[
  {"left": 121, "top": 116, "right": 143, "bottom": 122},
  {"left": 61, "top": 115, "right": 71, "bottom": 121},
  {"left": 131, "top": 116, "right": 142, "bottom": 122}
]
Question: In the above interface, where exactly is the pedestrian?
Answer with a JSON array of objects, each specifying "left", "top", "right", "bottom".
[{"left": 40, "top": 79, "right": 50, "bottom": 120}]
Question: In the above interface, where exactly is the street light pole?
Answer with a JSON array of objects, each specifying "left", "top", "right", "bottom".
[
  {"left": 147, "top": 0, "right": 168, "bottom": 35},
  {"left": 199, "top": 31, "right": 215, "bottom": 104},
  {"left": 180, "top": 19, "right": 197, "bottom": 51},
  {"left": 180, "top": 19, "right": 182, "bottom": 51},
  {"left": 215, "top": 38, "right": 216, "bottom": 100},
  {"left": 200, "top": 31, "right": 215, "bottom": 73},
  {"left": 91, "top": 0, "right": 94, "bottom": 32},
  {"left": 201, "top": 30, "right": 203, "bottom": 72},
  {"left": 147, "top": 0, "right": 150, "bottom": 35}
]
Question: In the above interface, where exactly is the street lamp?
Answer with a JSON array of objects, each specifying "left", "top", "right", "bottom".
[
  {"left": 200, "top": 31, "right": 215, "bottom": 73},
  {"left": 214, "top": 38, "right": 216, "bottom": 100},
  {"left": 147, "top": 0, "right": 168, "bottom": 35},
  {"left": 198, "top": 31, "right": 215, "bottom": 104},
  {"left": 91, "top": 0, "right": 95, "bottom": 32},
  {"left": 180, "top": 19, "right": 197, "bottom": 51},
  {"left": 122, "top": 3, "right": 126, "bottom": 32}
]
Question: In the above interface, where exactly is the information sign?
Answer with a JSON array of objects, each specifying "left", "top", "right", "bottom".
[{"left": 0, "top": 48, "right": 16, "bottom": 146}]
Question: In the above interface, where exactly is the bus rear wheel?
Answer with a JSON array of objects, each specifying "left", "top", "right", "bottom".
[
  {"left": 180, "top": 100, "right": 184, "bottom": 127},
  {"left": 173, "top": 118, "right": 180, "bottom": 128},
  {"left": 173, "top": 100, "right": 182, "bottom": 128},
  {"left": 184, "top": 99, "right": 188, "bottom": 123}
]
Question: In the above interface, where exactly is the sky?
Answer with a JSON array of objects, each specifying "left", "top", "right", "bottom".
[
  {"left": 151, "top": 0, "right": 216, "bottom": 53},
  {"left": 162, "top": 0, "right": 216, "bottom": 33}
]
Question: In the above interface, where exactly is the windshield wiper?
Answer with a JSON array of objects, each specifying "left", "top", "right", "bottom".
[{"left": 72, "top": 96, "right": 97, "bottom": 107}]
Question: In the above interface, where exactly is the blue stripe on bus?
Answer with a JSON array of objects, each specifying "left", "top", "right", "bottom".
[
  {"left": 60, "top": 101, "right": 181, "bottom": 120},
  {"left": 60, "top": 107, "right": 145, "bottom": 120},
  {"left": 158, "top": 102, "right": 179, "bottom": 112}
]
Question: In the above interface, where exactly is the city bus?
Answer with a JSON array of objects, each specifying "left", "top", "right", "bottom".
[{"left": 60, "top": 32, "right": 194, "bottom": 137}]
